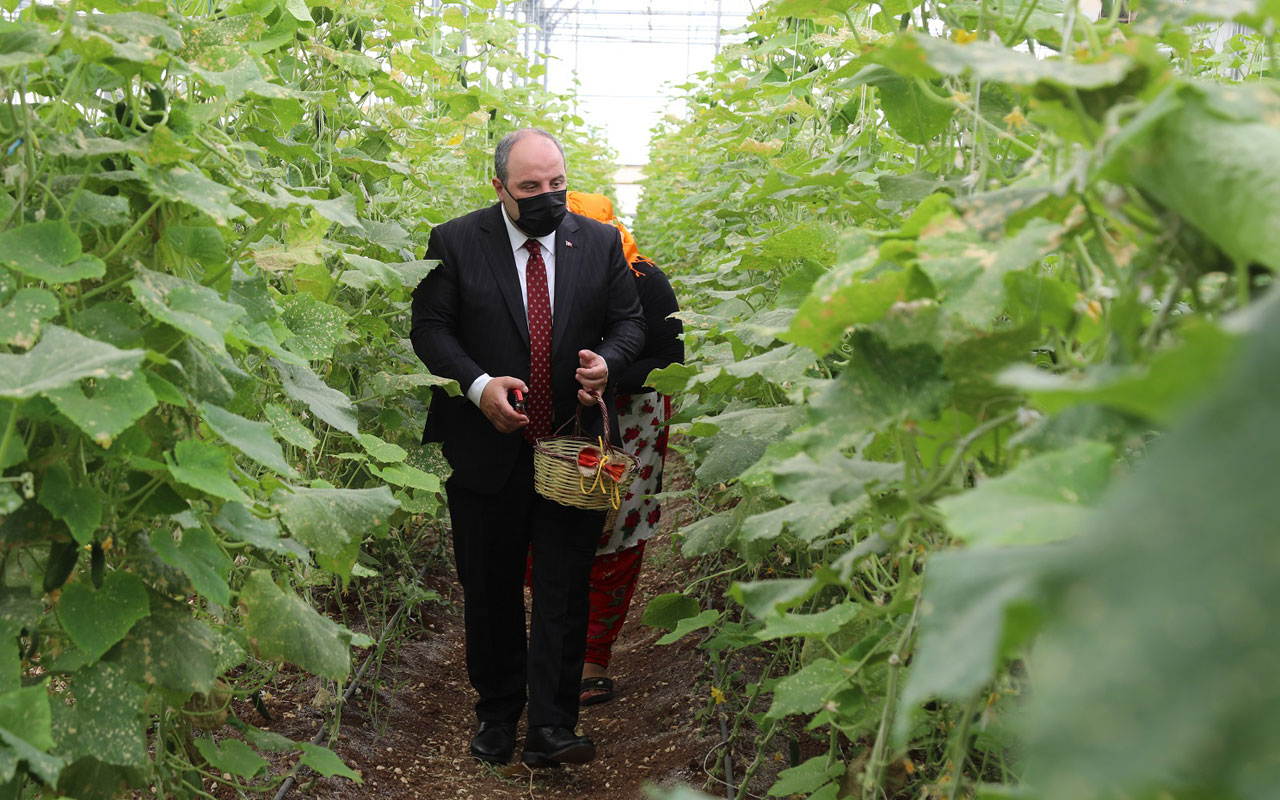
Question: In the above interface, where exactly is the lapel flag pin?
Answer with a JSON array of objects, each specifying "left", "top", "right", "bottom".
[{"left": 564, "top": 240, "right": 574, "bottom": 248}]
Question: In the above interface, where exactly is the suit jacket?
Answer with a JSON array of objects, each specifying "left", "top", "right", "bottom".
[{"left": 410, "top": 204, "right": 647, "bottom": 493}]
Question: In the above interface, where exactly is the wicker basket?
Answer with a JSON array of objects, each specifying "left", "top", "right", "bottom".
[{"left": 533, "top": 396, "right": 638, "bottom": 511}]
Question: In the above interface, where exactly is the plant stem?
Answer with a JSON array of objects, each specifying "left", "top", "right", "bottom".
[
  {"left": 0, "top": 401, "right": 23, "bottom": 473},
  {"left": 101, "top": 197, "right": 164, "bottom": 264},
  {"left": 920, "top": 413, "right": 1017, "bottom": 502},
  {"left": 946, "top": 695, "right": 981, "bottom": 800},
  {"left": 863, "top": 597, "right": 919, "bottom": 799}
]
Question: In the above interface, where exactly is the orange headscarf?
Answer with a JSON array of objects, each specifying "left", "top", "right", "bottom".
[{"left": 566, "top": 191, "right": 651, "bottom": 277}]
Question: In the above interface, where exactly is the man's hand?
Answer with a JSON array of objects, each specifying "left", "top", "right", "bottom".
[
  {"left": 576, "top": 349, "right": 608, "bottom": 405},
  {"left": 480, "top": 376, "right": 529, "bottom": 434}
]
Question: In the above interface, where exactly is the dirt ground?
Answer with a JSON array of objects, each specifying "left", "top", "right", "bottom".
[{"left": 248, "top": 483, "right": 723, "bottom": 800}]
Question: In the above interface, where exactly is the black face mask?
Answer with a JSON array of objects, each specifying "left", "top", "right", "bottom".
[{"left": 505, "top": 187, "right": 567, "bottom": 238}]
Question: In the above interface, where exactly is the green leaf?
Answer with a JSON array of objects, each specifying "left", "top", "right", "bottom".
[
  {"left": 944, "top": 324, "right": 1041, "bottom": 414},
  {"left": 877, "top": 171, "right": 949, "bottom": 203},
  {"left": 678, "top": 512, "right": 737, "bottom": 557},
  {"left": 1004, "top": 270, "right": 1077, "bottom": 333},
  {"left": 46, "top": 372, "right": 158, "bottom": 448},
  {"left": 368, "top": 464, "right": 439, "bottom": 492},
  {"left": 242, "top": 725, "right": 299, "bottom": 753},
  {"left": 690, "top": 406, "right": 804, "bottom": 440},
  {"left": 1124, "top": 85, "right": 1280, "bottom": 271},
  {"left": 213, "top": 502, "right": 307, "bottom": 559},
  {"left": 849, "top": 65, "right": 951, "bottom": 145},
  {"left": 694, "top": 435, "right": 768, "bottom": 486},
  {"left": 353, "top": 217, "right": 412, "bottom": 254},
  {"left": 263, "top": 402, "right": 319, "bottom": 451},
  {"left": 0, "top": 22, "right": 56, "bottom": 68},
  {"left": 109, "top": 594, "right": 219, "bottom": 697},
  {"left": 0, "top": 288, "right": 57, "bottom": 348},
  {"left": 50, "top": 660, "right": 147, "bottom": 767},
  {"left": 358, "top": 433, "right": 407, "bottom": 463},
  {"left": 71, "top": 301, "right": 145, "bottom": 349},
  {"left": 880, "top": 32, "right": 1133, "bottom": 89},
  {"left": 738, "top": 501, "right": 860, "bottom": 547},
  {"left": 171, "top": 340, "right": 235, "bottom": 406},
  {"left": 1002, "top": 322, "right": 1240, "bottom": 424},
  {"left": 366, "top": 370, "right": 461, "bottom": 398},
  {"left": 166, "top": 439, "right": 251, "bottom": 505},
  {"left": 788, "top": 258, "right": 929, "bottom": 355},
  {"left": 915, "top": 217, "right": 1062, "bottom": 329},
  {"left": 0, "top": 326, "right": 144, "bottom": 400},
  {"left": 701, "top": 343, "right": 816, "bottom": 390},
  {"left": 273, "top": 486, "right": 397, "bottom": 581},
  {"left": 340, "top": 254, "right": 433, "bottom": 289},
  {"left": 771, "top": 453, "right": 903, "bottom": 505},
  {"left": 194, "top": 737, "right": 266, "bottom": 778},
  {"left": 769, "top": 755, "right": 844, "bottom": 797},
  {"left": 755, "top": 221, "right": 839, "bottom": 265},
  {"left": 56, "top": 572, "right": 149, "bottom": 663},
  {"left": 0, "top": 682, "right": 53, "bottom": 751},
  {"left": 0, "top": 727, "right": 64, "bottom": 786},
  {"left": 298, "top": 743, "right": 361, "bottom": 781},
  {"left": 137, "top": 162, "right": 247, "bottom": 226},
  {"left": 811, "top": 332, "right": 950, "bottom": 435},
  {"left": 149, "top": 527, "right": 232, "bottom": 607},
  {"left": 192, "top": 59, "right": 308, "bottom": 102},
  {"left": 164, "top": 225, "right": 226, "bottom": 266},
  {"left": 641, "top": 593, "right": 700, "bottom": 631},
  {"left": 766, "top": 657, "right": 849, "bottom": 719},
  {"left": 903, "top": 546, "right": 1052, "bottom": 711},
  {"left": 1021, "top": 285, "right": 1280, "bottom": 800},
  {"left": 37, "top": 465, "right": 102, "bottom": 545},
  {"left": 280, "top": 293, "right": 352, "bottom": 361},
  {"left": 731, "top": 578, "right": 821, "bottom": 619},
  {"left": 128, "top": 268, "right": 246, "bottom": 355},
  {"left": 239, "top": 571, "right": 351, "bottom": 681},
  {"left": 645, "top": 362, "right": 699, "bottom": 395},
  {"left": 0, "top": 222, "right": 105, "bottom": 285},
  {"left": 340, "top": 252, "right": 398, "bottom": 288},
  {"left": 284, "top": 0, "right": 312, "bottom": 23},
  {"left": 242, "top": 187, "right": 360, "bottom": 230},
  {"left": 199, "top": 403, "right": 298, "bottom": 477},
  {"left": 756, "top": 604, "right": 861, "bottom": 642},
  {"left": 656, "top": 608, "right": 722, "bottom": 645},
  {"left": 272, "top": 359, "right": 358, "bottom": 435},
  {"left": 936, "top": 442, "right": 1115, "bottom": 547}
]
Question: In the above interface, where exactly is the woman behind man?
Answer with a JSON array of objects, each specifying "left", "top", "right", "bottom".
[{"left": 566, "top": 191, "right": 683, "bottom": 706}]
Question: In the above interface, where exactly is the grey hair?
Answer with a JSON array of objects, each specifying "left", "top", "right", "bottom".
[{"left": 494, "top": 128, "right": 566, "bottom": 184}]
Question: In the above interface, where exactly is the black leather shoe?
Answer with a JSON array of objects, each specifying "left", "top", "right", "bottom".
[
  {"left": 470, "top": 721, "right": 517, "bottom": 764},
  {"left": 521, "top": 725, "right": 596, "bottom": 767}
]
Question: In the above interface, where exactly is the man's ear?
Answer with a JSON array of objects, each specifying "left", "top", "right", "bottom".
[{"left": 491, "top": 177, "right": 504, "bottom": 197}]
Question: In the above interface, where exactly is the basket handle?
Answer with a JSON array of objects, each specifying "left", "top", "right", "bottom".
[
  {"left": 570, "top": 393, "right": 614, "bottom": 450},
  {"left": 544, "top": 393, "right": 615, "bottom": 447}
]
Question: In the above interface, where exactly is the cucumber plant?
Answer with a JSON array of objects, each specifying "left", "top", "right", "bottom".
[
  {"left": 0, "top": 1, "right": 614, "bottom": 798},
  {"left": 636, "top": 2, "right": 1280, "bottom": 798}
]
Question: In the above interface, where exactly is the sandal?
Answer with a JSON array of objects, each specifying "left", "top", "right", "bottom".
[{"left": 579, "top": 676, "right": 614, "bottom": 707}]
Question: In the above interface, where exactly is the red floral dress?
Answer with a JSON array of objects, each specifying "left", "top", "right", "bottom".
[{"left": 596, "top": 392, "right": 672, "bottom": 555}]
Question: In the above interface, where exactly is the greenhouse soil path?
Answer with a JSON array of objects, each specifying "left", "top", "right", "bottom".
[{"left": 264, "top": 494, "right": 715, "bottom": 799}]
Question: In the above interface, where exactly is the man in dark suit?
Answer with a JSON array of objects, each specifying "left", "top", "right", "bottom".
[{"left": 410, "top": 128, "right": 645, "bottom": 768}]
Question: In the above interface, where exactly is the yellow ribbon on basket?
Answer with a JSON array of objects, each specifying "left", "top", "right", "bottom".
[{"left": 577, "top": 436, "right": 626, "bottom": 510}]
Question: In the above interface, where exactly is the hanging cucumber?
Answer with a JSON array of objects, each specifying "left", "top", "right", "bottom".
[
  {"left": 91, "top": 540, "right": 105, "bottom": 589},
  {"left": 43, "top": 540, "right": 79, "bottom": 594}
]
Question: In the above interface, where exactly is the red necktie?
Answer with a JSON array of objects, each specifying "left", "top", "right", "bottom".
[{"left": 524, "top": 238, "right": 553, "bottom": 444}]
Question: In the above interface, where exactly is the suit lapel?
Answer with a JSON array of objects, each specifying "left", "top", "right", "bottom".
[
  {"left": 478, "top": 204, "right": 529, "bottom": 348},
  {"left": 552, "top": 213, "right": 580, "bottom": 359}
]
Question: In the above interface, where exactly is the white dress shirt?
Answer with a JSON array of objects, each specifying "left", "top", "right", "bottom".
[{"left": 465, "top": 205, "right": 558, "bottom": 406}]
